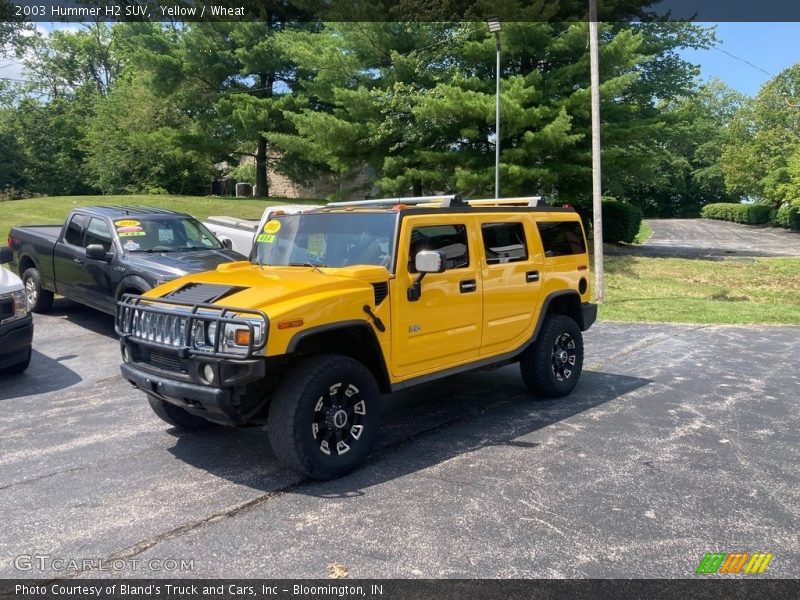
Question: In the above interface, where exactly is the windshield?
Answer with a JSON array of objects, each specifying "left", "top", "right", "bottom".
[
  {"left": 251, "top": 212, "right": 397, "bottom": 269},
  {"left": 114, "top": 217, "right": 223, "bottom": 253}
]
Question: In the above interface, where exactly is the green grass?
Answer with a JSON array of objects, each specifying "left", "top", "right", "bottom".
[
  {"left": 633, "top": 220, "right": 653, "bottom": 244},
  {"left": 0, "top": 195, "right": 322, "bottom": 241},
  {"left": 599, "top": 255, "right": 800, "bottom": 325}
]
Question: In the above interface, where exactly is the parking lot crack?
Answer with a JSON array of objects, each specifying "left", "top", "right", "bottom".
[{"left": 587, "top": 324, "right": 712, "bottom": 371}]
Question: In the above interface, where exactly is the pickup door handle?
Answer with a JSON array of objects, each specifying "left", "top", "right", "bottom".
[
  {"left": 459, "top": 279, "right": 477, "bottom": 293},
  {"left": 73, "top": 258, "right": 84, "bottom": 265},
  {"left": 526, "top": 270, "right": 540, "bottom": 283}
]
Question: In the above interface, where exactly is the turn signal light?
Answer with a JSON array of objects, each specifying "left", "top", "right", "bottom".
[
  {"left": 277, "top": 319, "right": 304, "bottom": 330},
  {"left": 235, "top": 329, "right": 252, "bottom": 345}
]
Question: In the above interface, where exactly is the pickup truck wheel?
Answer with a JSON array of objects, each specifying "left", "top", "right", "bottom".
[
  {"left": 0, "top": 347, "right": 31, "bottom": 374},
  {"left": 520, "top": 315, "right": 583, "bottom": 398},
  {"left": 268, "top": 355, "right": 381, "bottom": 480},
  {"left": 146, "top": 395, "right": 215, "bottom": 431},
  {"left": 22, "top": 268, "right": 54, "bottom": 313}
]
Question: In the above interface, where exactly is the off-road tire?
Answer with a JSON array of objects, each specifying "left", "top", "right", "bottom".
[
  {"left": 147, "top": 395, "right": 215, "bottom": 431},
  {"left": 520, "top": 315, "right": 583, "bottom": 398},
  {"left": 268, "top": 354, "right": 381, "bottom": 480},
  {"left": 0, "top": 347, "right": 31, "bottom": 374},
  {"left": 22, "top": 268, "right": 54, "bottom": 313}
]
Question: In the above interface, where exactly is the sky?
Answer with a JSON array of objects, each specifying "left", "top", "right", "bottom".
[
  {"left": 680, "top": 22, "right": 800, "bottom": 96},
  {"left": 2, "top": 22, "right": 800, "bottom": 98}
]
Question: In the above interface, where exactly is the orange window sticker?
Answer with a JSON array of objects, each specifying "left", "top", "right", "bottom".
[{"left": 263, "top": 220, "right": 281, "bottom": 234}]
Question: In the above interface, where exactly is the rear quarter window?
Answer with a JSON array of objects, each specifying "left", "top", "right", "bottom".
[{"left": 537, "top": 221, "right": 586, "bottom": 257}]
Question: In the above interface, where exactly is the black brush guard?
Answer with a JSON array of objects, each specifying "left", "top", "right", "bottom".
[{"left": 116, "top": 293, "right": 268, "bottom": 359}]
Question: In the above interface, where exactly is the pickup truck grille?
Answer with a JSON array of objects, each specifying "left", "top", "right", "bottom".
[
  {"left": 0, "top": 299, "right": 12, "bottom": 322},
  {"left": 116, "top": 294, "right": 269, "bottom": 359}
]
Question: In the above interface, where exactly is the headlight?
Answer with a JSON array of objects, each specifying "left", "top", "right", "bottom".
[{"left": 0, "top": 289, "right": 28, "bottom": 324}]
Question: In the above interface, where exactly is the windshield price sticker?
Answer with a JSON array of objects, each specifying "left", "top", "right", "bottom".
[
  {"left": 256, "top": 234, "right": 277, "bottom": 244},
  {"left": 115, "top": 220, "right": 145, "bottom": 236},
  {"left": 308, "top": 233, "right": 326, "bottom": 256},
  {"left": 264, "top": 220, "right": 281, "bottom": 234}
]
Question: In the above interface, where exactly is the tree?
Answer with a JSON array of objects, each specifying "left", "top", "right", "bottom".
[{"left": 722, "top": 63, "right": 800, "bottom": 204}]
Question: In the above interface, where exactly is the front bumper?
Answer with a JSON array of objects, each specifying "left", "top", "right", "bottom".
[
  {"left": 0, "top": 315, "right": 33, "bottom": 370},
  {"left": 119, "top": 340, "right": 265, "bottom": 425}
]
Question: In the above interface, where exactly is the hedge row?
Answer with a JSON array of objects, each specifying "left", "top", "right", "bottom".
[
  {"left": 700, "top": 203, "right": 772, "bottom": 224},
  {"left": 774, "top": 203, "right": 800, "bottom": 230}
]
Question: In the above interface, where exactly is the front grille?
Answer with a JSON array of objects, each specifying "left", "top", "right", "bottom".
[
  {"left": 145, "top": 349, "right": 187, "bottom": 374},
  {"left": 0, "top": 299, "right": 12, "bottom": 322},
  {"left": 128, "top": 309, "right": 190, "bottom": 347}
]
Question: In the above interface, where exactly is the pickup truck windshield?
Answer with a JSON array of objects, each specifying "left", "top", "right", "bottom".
[
  {"left": 251, "top": 212, "right": 397, "bottom": 269},
  {"left": 115, "top": 217, "right": 222, "bottom": 253}
]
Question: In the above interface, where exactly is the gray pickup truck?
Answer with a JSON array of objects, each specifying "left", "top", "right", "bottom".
[{"left": 8, "top": 206, "right": 245, "bottom": 315}]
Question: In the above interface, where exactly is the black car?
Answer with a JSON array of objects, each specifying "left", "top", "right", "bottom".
[{"left": 7, "top": 206, "right": 246, "bottom": 315}]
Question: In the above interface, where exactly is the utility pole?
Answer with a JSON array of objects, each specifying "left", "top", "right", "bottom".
[
  {"left": 487, "top": 16, "right": 502, "bottom": 199},
  {"left": 589, "top": 0, "right": 604, "bottom": 302}
]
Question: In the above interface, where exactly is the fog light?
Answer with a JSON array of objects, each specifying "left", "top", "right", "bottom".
[{"left": 201, "top": 364, "right": 215, "bottom": 384}]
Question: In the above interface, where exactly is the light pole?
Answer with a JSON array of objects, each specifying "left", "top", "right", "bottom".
[
  {"left": 589, "top": 0, "right": 604, "bottom": 302},
  {"left": 487, "top": 16, "right": 501, "bottom": 199}
]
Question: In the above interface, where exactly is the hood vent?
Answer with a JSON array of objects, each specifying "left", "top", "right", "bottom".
[
  {"left": 372, "top": 282, "right": 389, "bottom": 305},
  {"left": 165, "top": 283, "right": 246, "bottom": 304}
]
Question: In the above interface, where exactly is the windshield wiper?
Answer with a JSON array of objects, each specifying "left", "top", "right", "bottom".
[{"left": 288, "top": 262, "right": 326, "bottom": 274}]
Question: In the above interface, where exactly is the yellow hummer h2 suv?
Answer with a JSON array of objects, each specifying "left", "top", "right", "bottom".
[{"left": 116, "top": 195, "right": 596, "bottom": 479}]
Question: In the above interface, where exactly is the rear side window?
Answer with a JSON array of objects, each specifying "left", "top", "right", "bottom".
[
  {"left": 409, "top": 224, "right": 469, "bottom": 271},
  {"left": 481, "top": 222, "right": 528, "bottom": 264},
  {"left": 64, "top": 214, "right": 89, "bottom": 246},
  {"left": 537, "top": 221, "right": 586, "bottom": 257},
  {"left": 84, "top": 218, "right": 113, "bottom": 252}
]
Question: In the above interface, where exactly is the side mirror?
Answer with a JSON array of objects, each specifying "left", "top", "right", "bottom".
[
  {"left": 86, "top": 244, "right": 111, "bottom": 261},
  {"left": 414, "top": 250, "right": 446, "bottom": 274},
  {"left": 408, "top": 250, "right": 446, "bottom": 302},
  {"left": 0, "top": 246, "right": 12, "bottom": 265},
  {"left": 220, "top": 237, "right": 233, "bottom": 250}
]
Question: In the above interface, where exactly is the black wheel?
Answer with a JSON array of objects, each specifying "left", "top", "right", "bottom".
[
  {"left": 0, "top": 347, "right": 31, "bottom": 374},
  {"left": 520, "top": 315, "right": 584, "bottom": 398},
  {"left": 22, "top": 268, "right": 54, "bottom": 313},
  {"left": 268, "top": 354, "right": 381, "bottom": 480},
  {"left": 147, "top": 395, "right": 215, "bottom": 431}
]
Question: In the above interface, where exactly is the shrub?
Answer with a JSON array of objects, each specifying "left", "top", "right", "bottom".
[
  {"left": 700, "top": 203, "right": 772, "bottom": 225},
  {"left": 774, "top": 203, "right": 800, "bottom": 230},
  {"left": 601, "top": 200, "right": 643, "bottom": 244}
]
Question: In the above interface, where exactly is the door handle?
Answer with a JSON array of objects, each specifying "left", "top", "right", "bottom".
[
  {"left": 526, "top": 270, "right": 539, "bottom": 283},
  {"left": 73, "top": 258, "right": 84, "bottom": 265},
  {"left": 459, "top": 279, "right": 477, "bottom": 293}
]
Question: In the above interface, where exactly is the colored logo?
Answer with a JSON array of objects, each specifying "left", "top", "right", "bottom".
[
  {"left": 696, "top": 552, "right": 773, "bottom": 574},
  {"left": 264, "top": 220, "right": 281, "bottom": 234}
]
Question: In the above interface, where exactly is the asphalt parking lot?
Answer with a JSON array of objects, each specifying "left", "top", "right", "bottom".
[
  {"left": 610, "top": 218, "right": 800, "bottom": 258},
  {"left": 1, "top": 300, "right": 798, "bottom": 578}
]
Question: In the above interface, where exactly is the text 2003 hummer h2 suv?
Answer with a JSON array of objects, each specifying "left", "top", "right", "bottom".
[{"left": 116, "top": 195, "right": 596, "bottom": 479}]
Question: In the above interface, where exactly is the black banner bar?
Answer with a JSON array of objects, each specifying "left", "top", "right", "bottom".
[
  {"left": 1, "top": 579, "right": 799, "bottom": 600},
  {"left": 2, "top": 0, "right": 800, "bottom": 23}
]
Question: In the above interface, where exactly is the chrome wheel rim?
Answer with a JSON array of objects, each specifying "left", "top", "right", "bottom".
[
  {"left": 25, "top": 278, "right": 37, "bottom": 307},
  {"left": 551, "top": 333, "right": 577, "bottom": 381},
  {"left": 312, "top": 382, "right": 366, "bottom": 457}
]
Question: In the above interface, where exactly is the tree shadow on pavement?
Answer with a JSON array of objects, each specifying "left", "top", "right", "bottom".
[{"left": 166, "top": 367, "right": 651, "bottom": 494}]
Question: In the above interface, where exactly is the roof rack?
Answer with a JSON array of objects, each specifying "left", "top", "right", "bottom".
[
  {"left": 326, "top": 195, "right": 457, "bottom": 208},
  {"left": 325, "top": 195, "right": 542, "bottom": 209}
]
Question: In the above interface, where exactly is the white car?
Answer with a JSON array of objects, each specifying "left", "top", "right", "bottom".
[
  {"left": 0, "top": 246, "right": 33, "bottom": 374},
  {"left": 203, "top": 204, "right": 322, "bottom": 255}
]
